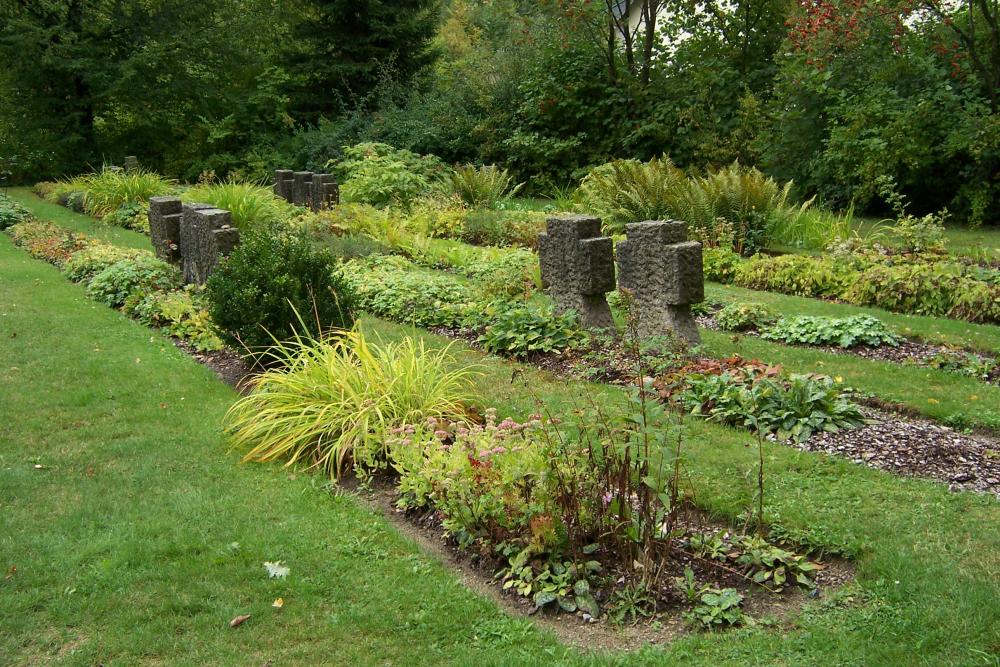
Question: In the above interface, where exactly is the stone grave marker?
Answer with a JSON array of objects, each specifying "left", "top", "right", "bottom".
[
  {"left": 148, "top": 196, "right": 183, "bottom": 265},
  {"left": 123, "top": 156, "right": 140, "bottom": 172},
  {"left": 292, "top": 171, "right": 314, "bottom": 207},
  {"left": 616, "top": 220, "right": 704, "bottom": 344},
  {"left": 274, "top": 170, "right": 294, "bottom": 202},
  {"left": 537, "top": 215, "right": 616, "bottom": 329},
  {"left": 311, "top": 173, "right": 339, "bottom": 211},
  {"left": 179, "top": 203, "right": 240, "bottom": 285}
]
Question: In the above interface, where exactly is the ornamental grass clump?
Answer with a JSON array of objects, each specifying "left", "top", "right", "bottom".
[
  {"left": 181, "top": 179, "right": 293, "bottom": 229},
  {"left": 225, "top": 330, "right": 478, "bottom": 478},
  {"left": 76, "top": 167, "right": 175, "bottom": 217}
]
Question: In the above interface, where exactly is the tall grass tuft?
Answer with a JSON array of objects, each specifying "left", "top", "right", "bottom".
[
  {"left": 225, "top": 329, "right": 478, "bottom": 478},
  {"left": 182, "top": 179, "right": 293, "bottom": 229},
  {"left": 447, "top": 165, "right": 524, "bottom": 208},
  {"left": 76, "top": 167, "right": 175, "bottom": 217}
]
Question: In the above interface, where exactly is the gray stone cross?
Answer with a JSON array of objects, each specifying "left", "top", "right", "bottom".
[
  {"left": 538, "top": 215, "right": 616, "bottom": 329},
  {"left": 616, "top": 220, "right": 704, "bottom": 344},
  {"left": 179, "top": 204, "right": 241, "bottom": 285},
  {"left": 149, "top": 196, "right": 183, "bottom": 265},
  {"left": 274, "top": 170, "right": 294, "bottom": 202},
  {"left": 291, "top": 171, "right": 314, "bottom": 207}
]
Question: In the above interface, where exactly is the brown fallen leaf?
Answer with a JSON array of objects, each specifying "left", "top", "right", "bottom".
[
  {"left": 229, "top": 614, "right": 251, "bottom": 628},
  {"left": 4, "top": 565, "right": 15, "bottom": 580}
]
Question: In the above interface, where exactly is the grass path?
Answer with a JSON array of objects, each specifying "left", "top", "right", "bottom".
[
  {"left": 3, "top": 194, "right": 1000, "bottom": 665},
  {"left": 0, "top": 235, "right": 569, "bottom": 665}
]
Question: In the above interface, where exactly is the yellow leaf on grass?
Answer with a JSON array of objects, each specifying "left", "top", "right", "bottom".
[{"left": 272, "top": 598, "right": 284, "bottom": 609}]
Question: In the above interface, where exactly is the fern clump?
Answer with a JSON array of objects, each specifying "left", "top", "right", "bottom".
[{"left": 575, "top": 156, "right": 687, "bottom": 234}]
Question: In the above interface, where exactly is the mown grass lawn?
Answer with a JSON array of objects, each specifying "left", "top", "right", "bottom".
[{"left": 3, "top": 195, "right": 1000, "bottom": 665}]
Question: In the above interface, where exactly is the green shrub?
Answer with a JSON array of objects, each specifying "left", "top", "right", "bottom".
[
  {"left": 320, "top": 233, "right": 390, "bottom": 260},
  {"left": 843, "top": 264, "right": 964, "bottom": 317},
  {"left": 761, "top": 315, "right": 901, "bottom": 348},
  {"left": 100, "top": 202, "right": 149, "bottom": 233},
  {"left": 334, "top": 143, "right": 443, "bottom": 208},
  {"left": 206, "top": 230, "right": 355, "bottom": 352},
  {"left": 924, "top": 349, "right": 998, "bottom": 381},
  {"left": 63, "top": 244, "right": 148, "bottom": 283},
  {"left": 576, "top": 157, "right": 687, "bottom": 234},
  {"left": 124, "top": 287, "right": 224, "bottom": 352},
  {"left": 681, "top": 370, "right": 865, "bottom": 442},
  {"left": 734, "top": 254, "right": 854, "bottom": 298},
  {"left": 86, "top": 255, "right": 182, "bottom": 308},
  {"left": 181, "top": 180, "right": 292, "bottom": 229},
  {"left": 703, "top": 247, "right": 742, "bottom": 283},
  {"left": 460, "top": 209, "right": 546, "bottom": 248},
  {"left": 877, "top": 176, "right": 946, "bottom": 254},
  {"left": 948, "top": 281, "right": 1000, "bottom": 324},
  {"left": 447, "top": 164, "right": 524, "bottom": 208},
  {"left": 0, "top": 193, "right": 33, "bottom": 230},
  {"left": 476, "top": 304, "right": 586, "bottom": 358},
  {"left": 225, "top": 330, "right": 476, "bottom": 477},
  {"left": 715, "top": 302, "right": 776, "bottom": 332},
  {"left": 337, "top": 256, "right": 473, "bottom": 328}
]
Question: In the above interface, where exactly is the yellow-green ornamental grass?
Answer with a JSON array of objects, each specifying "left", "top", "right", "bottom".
[{"left": 225, "top": 329, "right": 478, "bottom": 478}]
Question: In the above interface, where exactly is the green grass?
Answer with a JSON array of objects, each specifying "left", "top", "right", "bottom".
[
  {"left": 850, "top": 216, "right": 1000, "bottom": 262},
  {"left": 5, "top": 193, "right": 1000, "bottom": 664},
  {"left": 5, "top": 187, "right": 151, "bottom": 250}
]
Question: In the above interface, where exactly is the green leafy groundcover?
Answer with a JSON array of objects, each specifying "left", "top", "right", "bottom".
[{"left": 705, "top": 247, "right": 1000, "bottom": 325}]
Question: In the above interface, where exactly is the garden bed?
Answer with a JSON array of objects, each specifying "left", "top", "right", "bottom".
[
  {"left": 696, "top": 314, "right": 1000, "bottom": 387},
  {"left": 339, "top": 476, "right": 855, "bottom": 650}
]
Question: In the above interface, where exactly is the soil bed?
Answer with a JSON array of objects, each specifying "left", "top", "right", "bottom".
[{"left": 342, "top": 476, "right": 854, "bottom": 651}]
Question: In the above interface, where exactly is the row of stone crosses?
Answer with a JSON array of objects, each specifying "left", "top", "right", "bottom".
[
  {"left": 145, "top": 169, "right": 343, "bottom": 284},
  {"left": 147, "top": 169, "right": 703, "bottom": 345},
  {"left": 539, "top": 215, "right": 704, "bottom": 345}
]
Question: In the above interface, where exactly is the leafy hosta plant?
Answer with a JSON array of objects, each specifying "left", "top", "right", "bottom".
[
  {"left": 226, "top": 330, "right": 476, "bottom": 477},
  {"left": 715, "top": 302, "right": 776, "bottom": 332},
  {"left": 761, "top": 315, "right": 901, "bottom": 348},
  {"left": 681, "top": 368, "right": 865, "bottom": 442},
  {"left": 476, "top": 304, "right": 586, "bottom": 358}
]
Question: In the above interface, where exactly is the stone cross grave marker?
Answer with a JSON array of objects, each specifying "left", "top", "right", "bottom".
[
  {"left": 311, "top": 173, "right": 339, "bottom": 211},
  {"left": 149, "top": 196, "right": 183, "bottom": 265},
  {"left": 537, "top": 215, "right": 616, "bottom": 329},
  {"left": 292, "top": 171, "right": 314, "bottom": 207},
  {"left": 179, "top": 203, "right": 241, "bottom": 285},
  {"left": 616, "top": 220, "right": 704, "bottom": 344},
  {"left": 274, "top": 170, "right": 294, "bottom": 202}
]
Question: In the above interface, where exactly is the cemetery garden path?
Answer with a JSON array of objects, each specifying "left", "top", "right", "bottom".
[{"left": 2, "top": 197, "right": 1000, "bottom": 665}]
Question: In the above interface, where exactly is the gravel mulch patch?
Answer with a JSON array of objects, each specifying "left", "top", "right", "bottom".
[{"left": 795, "top": 407, "right": 1000, "bottom": 498}]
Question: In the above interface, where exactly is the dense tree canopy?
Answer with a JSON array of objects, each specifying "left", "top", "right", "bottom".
[{"left": 0, "top": 0, "right": 997, "bottom": 223}]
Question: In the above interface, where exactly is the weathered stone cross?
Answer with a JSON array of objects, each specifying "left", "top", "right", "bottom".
[
  {"left": 538, "top": 215, "right": 616, "bottom": 329},
  {"left": 616, "top": 220, "right": 704, "bottom": 344}
]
